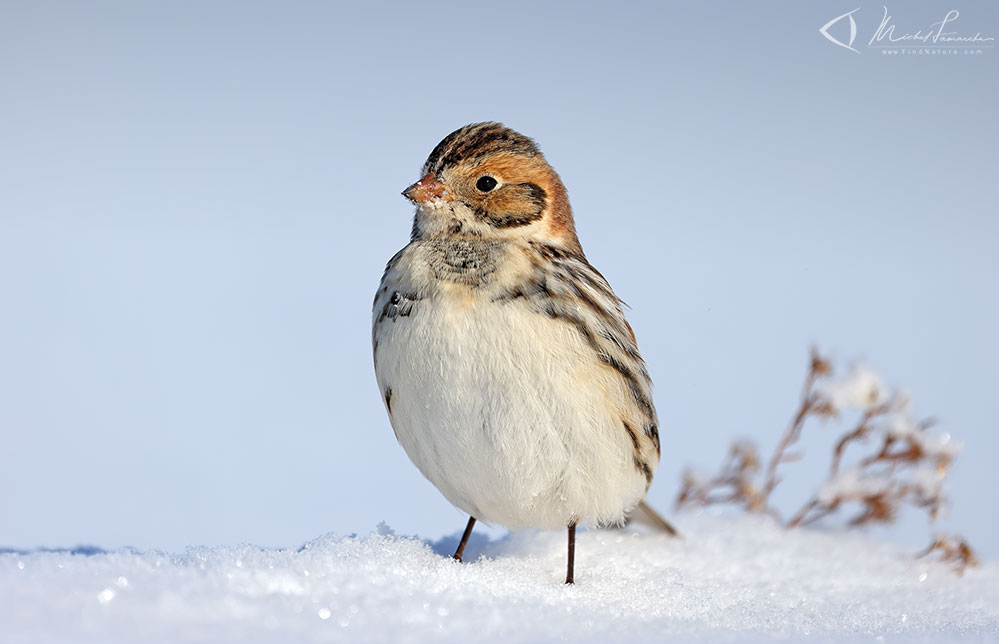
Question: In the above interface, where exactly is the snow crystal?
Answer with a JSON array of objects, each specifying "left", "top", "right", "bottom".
[
  {"left": 1, "top": 515, "right": 996, "bottom": 643},
  {"left": 886, "top": 419, "right": 961, "bottom": 461},
  {"left": 916, "top": 431, "right": 962, "bottom": 459}
]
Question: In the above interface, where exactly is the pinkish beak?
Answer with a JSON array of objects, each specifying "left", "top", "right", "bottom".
[{"left": 403, "top": 173, "right": 449, "bottom": 204}]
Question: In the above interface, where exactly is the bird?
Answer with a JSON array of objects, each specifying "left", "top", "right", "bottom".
[{"left": 372, "top": 122, "right": 664, "bottom": 584}]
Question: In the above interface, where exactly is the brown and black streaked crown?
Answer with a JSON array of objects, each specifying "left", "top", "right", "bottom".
[{"left": 422, "top": 122, "right": 541, "bottom": 176}]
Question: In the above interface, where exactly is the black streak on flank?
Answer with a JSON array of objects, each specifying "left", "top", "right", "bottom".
[
  {"left": 571, "top": 261, "right": 618, "bottom": 302},
  {"left": 597, "top": 352, "right": 655, "bottom": 422},
  {"left": 630, "top": 383, "right": 656, "bottom": 421},
  {"left": 599, "top": 327, "right": 642, "bottom": 360},
  {"left": 634, "top": 456, "right": 653, "bottom": 486},
  {"left": 494, "top": 244, "right": 658, "bottom": 431},
  {"left": 384, "top": 386, "right": 393, "bottom": 414},
  {"left": 597, "top": 351, "right": 633, "bottom": 383},
  {"left": 623, "top": 420, "right": 640, "bottom": 451},
  {"left": 646, "top": 424, "right": 661, "bottom": 456},
  {"left": 529, "top": 241, "right": 620, "bottom": 305},
  {"left": 536, "top": 303, "right": 604, "bottom": 354},
  {"left": 499, "top": 248, "right": 626, "bottom": 348},
  {"left": 566, "top": 280, "right": 620, "bottom": 330}
]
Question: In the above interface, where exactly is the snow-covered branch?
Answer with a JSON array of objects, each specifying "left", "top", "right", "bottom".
[{"left": 675, "top": 348, "right": 978, "bottom": 574}]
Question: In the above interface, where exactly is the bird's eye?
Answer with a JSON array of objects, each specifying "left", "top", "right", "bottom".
[{"left": 476, "top": 176, "right": 498, "bottom": 192}]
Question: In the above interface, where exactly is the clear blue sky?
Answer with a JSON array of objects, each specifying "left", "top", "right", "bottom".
[{"left": 1, "top": 1, "right": 996, "bottom": 556}]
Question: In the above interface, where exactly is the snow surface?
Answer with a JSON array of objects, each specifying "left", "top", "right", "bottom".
[{"left": 2, "top": 515, "right": 996, "bottom": 643}]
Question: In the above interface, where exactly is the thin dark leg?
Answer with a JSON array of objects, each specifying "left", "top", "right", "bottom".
[
  {"left": 453, "top": 516, "right": 476, "bottom": 562},
  {"left": 565, "top": 522, "right": 577, "bottom": 584}
]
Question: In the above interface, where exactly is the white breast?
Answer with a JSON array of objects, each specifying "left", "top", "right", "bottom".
[{"left": 373, "top": 249, "right": 649, "bottom": 530}]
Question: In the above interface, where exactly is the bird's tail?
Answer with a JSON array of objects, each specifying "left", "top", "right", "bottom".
[{"left": 627, "top": 499, "right": 680, "bottom": 537}]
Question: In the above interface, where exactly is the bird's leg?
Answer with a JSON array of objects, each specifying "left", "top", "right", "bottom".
[
  {"left": 565, "top": 522, "right": 577, "bottom": 584},
  {"left": 453, "top": 516, "right": 476, "bottom": 562}
]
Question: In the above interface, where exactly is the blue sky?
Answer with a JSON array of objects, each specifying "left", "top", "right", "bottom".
[{"left": 1, "top": 1, "right": 996, "bottom": 557}]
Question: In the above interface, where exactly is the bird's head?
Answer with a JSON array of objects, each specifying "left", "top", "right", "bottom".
[{"left": 403, "top": 122, "right": 581, "bottom": 253}]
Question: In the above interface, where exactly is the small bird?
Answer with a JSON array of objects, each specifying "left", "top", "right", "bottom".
[{"left": 372, "top": 123, "right": 663, "bottom": 584}]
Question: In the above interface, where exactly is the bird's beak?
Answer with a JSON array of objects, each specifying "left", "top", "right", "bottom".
[{"left": 403, "top": 173, "right": 449, "bottom": 204}]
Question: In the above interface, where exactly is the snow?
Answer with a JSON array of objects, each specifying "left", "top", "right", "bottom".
[
  {"left": 2, "top": 515, "right": 996, "bottom": 643},
  {"left": 817, "top": 467, "right": 893, "bottom": 505},
  {"left": 910, "top": 464, "right": 946, "bottom": 499},
  {"left": 917, "top": 431, "right": 962, "bottom": 460},
  {"left": 819, "top": 364, "right": 888, "bottom": 412}
]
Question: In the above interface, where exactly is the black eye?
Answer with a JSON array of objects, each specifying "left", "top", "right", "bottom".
[{"left": 476, "top": 176, "right": 498, "bottom": 192}]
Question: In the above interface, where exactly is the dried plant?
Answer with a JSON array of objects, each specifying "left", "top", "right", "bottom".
[
  {"left": 917, "top": 534, "right": 980, "bottom": 576},
  {"left": 675, "top": 347, "right": 978, "bottom": 574},
  {"left": 675, "top": 441, "right": 774, "bottom": 519}
]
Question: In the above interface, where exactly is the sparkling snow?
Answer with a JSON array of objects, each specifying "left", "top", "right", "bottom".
[{"left": 2, "top": 515, "right": 996, "bottom": 643}]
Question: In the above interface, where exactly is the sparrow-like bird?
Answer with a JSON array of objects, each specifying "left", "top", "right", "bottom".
[{"left": 372, "top": 123, "right": 662, "bottom": 583}]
